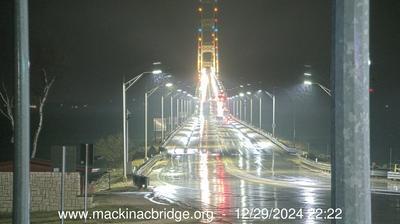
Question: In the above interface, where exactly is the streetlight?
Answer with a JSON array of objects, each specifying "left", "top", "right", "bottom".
[
  {"left": 169, "top": 93, "right": 176, "bottom": 133},
  {"left": 257, "top": 89, "right": 276, "bottom": 138},
  {"left": 303, "top": 80, "right": 332, "bottom": 96},
  {"left": 168, "top": 89, "right": 187, "bottom": 134},
  {"left": 303, "top": 72, "right": 331, "bottom": 96},
  {"left": 161, "top": 83, "right": 174, "bottom": 142},
  {"left": 239, "top": 93, "right": 245, "bottom": 120},
  {"left": 122, "top": 68, "right": 162, "bottom": 179},
  {"left": 246, "top": 91, "right": 253, "bottom": 124},
  {"left": 144, "top": 82, "right": 173, "bottom": 160},
  {"left": 304, "top": 80, "right": 313, "bottom": 85},
  {"left": 304, "top": 72, "right": 312, "bottom": 77},
  {"left": 235, "top": 95, "right": 240, "bottom": 118}
]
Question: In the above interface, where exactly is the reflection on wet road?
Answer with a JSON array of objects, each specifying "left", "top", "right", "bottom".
[{"left": 150, "top": 116, "right": 400, "bottom": 223}]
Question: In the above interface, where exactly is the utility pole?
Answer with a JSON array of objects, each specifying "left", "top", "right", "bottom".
[
  {"left": 13, "top": 0, "right": 30, "bottom": 223},
  {"left": 332, "top": 1, "right": 371, "bottom": 223}
]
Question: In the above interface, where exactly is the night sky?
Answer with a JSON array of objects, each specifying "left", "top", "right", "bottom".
[{"left": 0, "top": 0, "right": 399, "bottom": 163}]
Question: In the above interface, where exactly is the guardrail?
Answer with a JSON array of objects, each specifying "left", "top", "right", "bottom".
[
  {"left": 231, "top": 117, "right": 293, "bottom": 153},
  {"left": 161, "top": 116, "right": 195, "bottom": 148},
  {"left": 387, "top": 172, "right": 400, "bottom": 180},
  {"left": 136, "top": 154, "right": 164, "bottom": 176},
  {"left": 133, "top": 154, "right": 164, "bottom": 189},
  {"left": 231, "top": 116, "right": 333, "bottom": 173},
  {"left": 371, "top": 170, "right": 388, "bottom": 177},
  {"left": 299, "top": 156, "right": 331, "bottom": 173},
  {"left": 132, "top": 117, "right": 195, "bottom": 188},
  {"left": 232, "top": 116, "right": 396, "bottom": 178}
]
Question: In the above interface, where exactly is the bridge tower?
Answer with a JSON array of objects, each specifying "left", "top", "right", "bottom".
[
  {"left": 197, "top": 0, "right": 220, "bottom": 78},
  {"left": 196, "top": 0, "right": 224, "bottom": 118}
]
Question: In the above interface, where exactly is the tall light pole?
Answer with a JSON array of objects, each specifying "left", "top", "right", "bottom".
[
  {"left": 244, "top": 99, "right": 247, "bottom": 122},
  {"left": 161, "top": 95, "right": 164, "bottom": 141},
  {"left": 250, "top": 98, "right": 253, "bottom": 124},
  {"left": 187, "top": 94, "right": 193, "bottom": 116},
  {"left": 161, "top": 82, "right": 174, "bottom": 141},
  {"left": 144, "top": 82, "right": 173, "bottom": 160},
  {"left": 13, "top": 0, "right": 30, "bottom": 222},
  {"left": 169, "top": 91, "right": 180, "bottom": 133},
  {"left": 232, "top": 98, "right": 236, "bottom": 116},
  {"left": 259, "top": 95, "right": 262, "bottom": 129},
  {"left": 246, "top": 91, "right": 253, "bottom": 125},
  {"left": 122, "top": 68, "right": 162, "bottom": 179},
  {"left": 332, "top": 1, "right": 371, "bottom": 222},
  {"left": 257, "top": 90, "right": 276, "bottom": 137},
  {"left": 176, "top": 98, "right": 180, "bottom": 125},
  {"left": 181, "top": 97, "right": 186, "bottom": 121},
  {"left": 239, "top": 92, "right": 245, "bottom": 120},
  {"left": 170, "top": 95, "right": 173, "bottom": 132},
  {"left": 236, "top": 97, "right": 239, "bottom": 118},
  {"left": 272, "top": 93, "right": 276, "bottom": 137}
]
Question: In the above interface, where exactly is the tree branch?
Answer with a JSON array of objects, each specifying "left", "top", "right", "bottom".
[{"left": 31, "top": 69, "right": 56, "bottom": 158}]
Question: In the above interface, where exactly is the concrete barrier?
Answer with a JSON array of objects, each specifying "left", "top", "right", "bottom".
[
  {"left": 231, "top": 117, "right": 292, "bottom": 153},
  {"left": 299, "top": 156, "right": 331, "bottom": 173}
]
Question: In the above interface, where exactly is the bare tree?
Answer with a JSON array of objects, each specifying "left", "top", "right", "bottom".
[
  {"left": 0, "top": 83, "right": 14, "bottom": 143},
  {"left": 0, "top": 69, "right": 55, "bottom": 158},
  {"left": 31, "top": 69, "right": 56, "bottom": 158}
]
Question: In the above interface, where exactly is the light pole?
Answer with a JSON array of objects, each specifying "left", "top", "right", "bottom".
[
  {"left": 232, "top": 98, "right": 236, "bottom": 116},
  {"left": 236, "top": 97, "right": 239, "bottom": 118},
  {"left": 161, "top": 95, "right": 164, "bottom": 141},
  {"left": 163, "top": 85, "right": 177, "bottom": 135},
  {"left": 161, "top": 82, "right": 173, "bottom": 141},
  {"left": 246, "top": 91, "right": 253, "bottom": 125},
  {"left": 182, "top": 91, "right": 188, "bottom": 121},
  {"left": 187, "top": 94, "right": 193, "bottom": 116},
  {"left": 303, "top": 72, "right": 331, "bottom": 97},
  {"left": 170, "top": 95, "right": 173, "bottom": 132},
  {"left": 176, "top": 98, "right": 180, "bottom": 125},
  {"left": 239, "top": 92, "right": 245, "bottom": 120},
  {"left": 244, "top": 99, "right": 247, "bottom": 122},
  {"left": 122, "top": 68, "right": 162, "bottom": 179},
  {"left": 176, "top": 89, "right": 182, "bottom": 125},
  {"left": 257, "top": 89, "right": 276, "bottom": 137},
  {"left": 144, "top": 82, "right": 173, "bottom": 160},
  {"left": 259, "top": 95, "right": 262, "bottom": 129},
  {"left": 184, "top": 99, "right": 187, "bottom": 121}
]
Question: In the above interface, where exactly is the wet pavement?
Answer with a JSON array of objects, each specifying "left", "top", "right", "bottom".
[{"left": 150, "top": 116, "right": 400, "bottom": 223}]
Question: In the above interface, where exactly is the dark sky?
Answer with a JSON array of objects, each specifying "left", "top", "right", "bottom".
[{"left": 1, "top": 0, "right": 400, "bottom": 163}]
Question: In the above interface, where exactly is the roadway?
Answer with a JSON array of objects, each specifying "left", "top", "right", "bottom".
[{"left": 149, "top": 115, "right": 400, "bottom": 223}]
